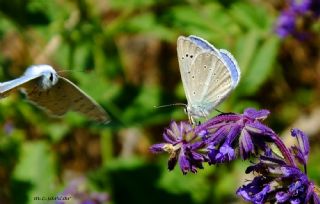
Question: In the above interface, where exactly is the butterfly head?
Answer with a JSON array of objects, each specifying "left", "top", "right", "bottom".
[
  {"left": 41, "top": 70, "right": 58, "bottom": 90},
  {"left": 25, "top": 64, "right": 59, "bottom": 90}
]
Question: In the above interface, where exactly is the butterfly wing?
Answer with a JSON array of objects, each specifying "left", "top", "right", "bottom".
[
  {"left": 0, "top": 74, "right": 42, "bottom": 98},
  {"left": 25, "top": 76, "right": 110, "bottom": 123}
]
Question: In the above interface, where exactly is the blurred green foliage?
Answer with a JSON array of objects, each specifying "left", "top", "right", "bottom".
[{"left": 0, "top": 0, "right": 320, "bottom": 203}]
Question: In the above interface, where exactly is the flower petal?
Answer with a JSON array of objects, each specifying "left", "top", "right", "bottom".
[
  {"left": 214, "top": 145, "right": 235, "bottom": 163},
  {"left": 276, "top": 191, "right": 290, "bottom": 202},
  {"left": 244, "top": 108, "right": 270, "bottom": 120},
  {"left": 178, "top": 151, "right": 190, "bottom": 174},
  {"left": 291, "top": 128, "right": 310, "bottom": 165},
  {"left": 149, "top": 143, "right": 166, "bottom": 153},
  {"left": 239, "top": 129, "right": 254, "bottom": 159}
]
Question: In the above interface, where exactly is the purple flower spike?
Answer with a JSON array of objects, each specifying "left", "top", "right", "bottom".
[
  {"left": 237, "top": 134, "right": 320, "bottom": 204},
  {"left": 196, "top": 108, "right": 275, "bottom": 164},
  {"left": 150, "top": 107, "right": 320, "bottom": 201},
  {"left": 149, "top": 121, "right": 209, "bottom": 174}
]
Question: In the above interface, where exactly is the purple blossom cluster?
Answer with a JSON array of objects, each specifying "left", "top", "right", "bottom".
[
  {"left": 150, "top": 108, "right": 320, "bottom": 203},
  {"left": 275, "top": 0, "right": 320, "bottom": 39},
  {"left": 237, "top": 129, "right": 319, "bottom": 203}
]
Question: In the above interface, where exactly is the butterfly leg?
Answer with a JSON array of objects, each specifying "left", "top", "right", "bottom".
[
  {"left": 188, "top": 113, "right": 193, "bottom": 124},
  {"left": 188, "top": 114, "right": 197, "bottom": 126}
]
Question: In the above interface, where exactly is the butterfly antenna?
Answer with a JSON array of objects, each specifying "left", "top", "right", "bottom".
[
  {"left": 154, "top": 103, "right": 187, "bottom": 109},
  {"left": 214, "top": 108, "right": 224, "bottom": 114},
  {"left": 57, "top": 69, "right": 85, "bottom": 74}
]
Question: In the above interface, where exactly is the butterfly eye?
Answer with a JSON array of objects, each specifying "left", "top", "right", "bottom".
[{"left": 49, "top": 73, "right": 53, "bottom": 82}]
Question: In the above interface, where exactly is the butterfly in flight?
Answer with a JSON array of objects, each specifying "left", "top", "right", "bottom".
[{"left": 0, "top": 65, "right": 110, "bottom": 123}]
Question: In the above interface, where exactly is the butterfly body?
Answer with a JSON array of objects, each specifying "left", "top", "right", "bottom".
[
  {"left": 177, "top": 35, "right": 241, "bottom": 121},
  {"left": 24, "top": 64, "right": 59, "bottom": 90},
  {"left": 0, "top": 65, "right": 110, "bottom": 123}
]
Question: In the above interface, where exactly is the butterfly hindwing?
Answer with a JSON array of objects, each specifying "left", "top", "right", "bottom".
[
  {"left": 188, "top": 52, "right": 232, "bottom": 110},
  {"left": 24, "top": 78, "right": 71, "bottom": 116},
  {"left": 219, "top": 49, "right": 241, "bottom": 88},
  {"left": 58, "top": 77, "right": 110, "bottom": 123}
]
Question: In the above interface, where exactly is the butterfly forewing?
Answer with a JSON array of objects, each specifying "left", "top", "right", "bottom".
[
  {"left": 0, "top": 74, "right": 41, "bottom": 97},
  {"left": 177, "top": 36, "right": 203, "bottom": 102},
  {"left": 25, "top": 76, "right": 110, "bottom": 123}
]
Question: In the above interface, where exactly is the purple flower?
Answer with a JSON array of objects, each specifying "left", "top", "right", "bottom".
[
  {"left": 237, "top": 129, "right": 320, "bottom": 203},
  {"left": 150, "top": 121, "right": 208, "bottom": 174},
  {"left": 291, "top": 0, "right": 313, "bottom": 13},
  {"left": 275, "top": 0, "right": 320, "bottom": 39},
  {"left": 291, "top": 0, "right": 320, "bottom": 16},
  {"left": 276, "top": 10, "right": 297, "bottom": 38},
  {"left": 196, "top": 108, "right": 275, "bottom": 164},
  {"left": 56, "top": 177, "right": 109, "bottom": 204}
]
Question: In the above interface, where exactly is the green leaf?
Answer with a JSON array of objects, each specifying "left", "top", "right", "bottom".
[
  {"left": 13, "top": 141, "right": 57, "bottom": 204},
  {"left": 44, "top": 123, "right": 70, "bottom": 142},
  {"left": 73, "top": 43, "right": 92, "bottom": 71},
  {"left": 126, "top": 12, "right": 157, "bottom": 32},
  {"left": 158, "top": 163, "right": 215, "bottom": 203},
  {"left": 170, "top": 4, "right": 228, "bottom": 37},
  {"left": 109, "top": 0, "right": 156, "bottom": 10},
  {"left": 235, "top": 30, "right": 260, "bottom": 75},
  {"left": 230, "top": 2, "right": 269, "bottom": 30},
  {"left": 101, "top": 129, "right": 114, "bottom": 166},
  {"left": 121, "top": 86, "right": 161, "bottom": 123},
  {"left": 239, "top": 36, "right": 280, "bottom": 95}
]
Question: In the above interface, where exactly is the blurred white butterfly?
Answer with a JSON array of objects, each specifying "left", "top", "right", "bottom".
[
  {"left": 0, "top": 65, "right": 110, "bottom": 123},
  {"left": 177, "top": 35, "right": 241, "bottom": 123}
]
